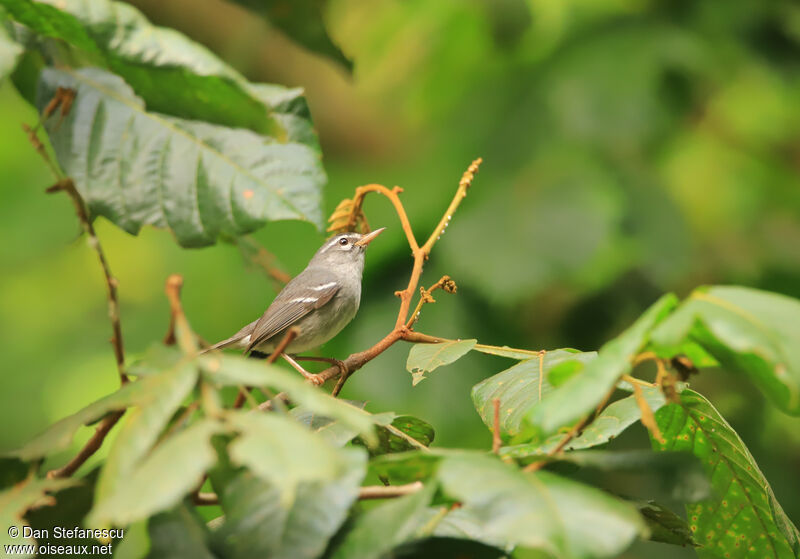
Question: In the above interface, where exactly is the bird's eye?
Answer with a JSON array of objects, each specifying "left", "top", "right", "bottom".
[{"left": 338, "top": 237, "right": 349, "bottom": 246}]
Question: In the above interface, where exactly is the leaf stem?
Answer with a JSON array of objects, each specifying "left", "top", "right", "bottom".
[{"left": 491, "top": 398, "right": 501, "bottom": 454}]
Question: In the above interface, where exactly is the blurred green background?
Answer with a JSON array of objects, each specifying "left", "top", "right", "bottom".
[{"left": 1, "top": 0, "right": 799, "bottom": 556}]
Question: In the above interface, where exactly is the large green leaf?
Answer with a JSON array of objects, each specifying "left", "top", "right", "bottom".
[
  {"left": 7, "top": 360, "right": 197, "bottom": 461},
  {"left": 541, "top": 449, "right": 710, "bottom": 502},
  {"left": 36, "top": 67, "right": 323, "bottom": 247},
  {"left": 0, "top": 477, "right": 78, "bottom": 556},
  {"left": 406, "top": 339, "right": 477, "bottom": 385},
  {"left": 200, "top": 353, "right": 375, "bottom": 443},
  {"left": 501, "top": 386, "right": 667, "bottom": 458},
  {"left": 25, "top": 477, "right": 107, "bottom": 555},
  {"left": 230, "top": 0, "right": 350, "bottom": 68},
  {"left": 147, "top": 505, "right": 217, "bottom": 559},
  {"left": 211, "top": 451, "right": 365, "bottom": 559},
  {"left": 0, "top": 18, "right": 22, "bottom": 82},
  {"left": 88, "top": 419, "right": 222, "bottom": 526},
  {"left": 436, "top": 453, "right": 646, "bottom": 558},
  {"left": 226, "top": 411, "right": 366, "bottom": 505},
  {"left": 651, "top": 286, "right": 800, "bottom": 414},
  {"left": 329, "top": 483, "right": 437, "bottom": 559},
  {"left": 421, "top": 505, "right": 513, "bottom": 553},
  {"left": 654, "top": 389, "right": 800, "bottom": 558},
  {"left": 0, "top": 0, "right": 307, "bottom": 137},
  {"left": 471, "top": 349, "right": 597, "bottom": 436},
  {"left": 94, "top": 362, "right": 198, "bottom": 509},
  {"left": 527, "top": 294, "right": 678, "bottom": 436}
]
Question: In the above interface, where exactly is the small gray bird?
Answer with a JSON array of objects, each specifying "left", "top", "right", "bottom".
[{"left": 204, "top": 227, "right": 385, "bottom": 383}]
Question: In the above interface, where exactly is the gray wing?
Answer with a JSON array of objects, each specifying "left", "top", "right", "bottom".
[
  {"left": 201, "top": 319, "right": 258, "bottom": 353},
  {"left": 244, "top": 270, "right": 340, "bottom": 353}
]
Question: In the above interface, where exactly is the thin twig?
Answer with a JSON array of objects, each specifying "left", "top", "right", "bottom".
[
  {"left": 193, "top": 492, "right": 219, "bottom": 506},
  {"left": 47, "top": 410, "right": 124, "bottom": 479},
  {"left": 26, "top": 108, "right": 133, "bottom": 479},
  {"left": 421, "top": 158, "right": 481, "bottom": 254},
  {"left": 538, "top": 350, "right": 546, "bottom": 401},
  {"left": 359, "top": 482, "right": 424, "bottom": 500},
  {"left": 232, "top": 235, "right": 291, "bottom": 290},
  {"left": 194, "top": 482, "right": 425, "bottom": 505},
  {"left": 491, "top": 398, "right": 501, "bottom": 454},
  {"left": 401, "top": 331, "right": 542, "bottom": 358},
  {"left": 632, "top": 382, "right": 665, "bottom": 444},
  {"left": 47, "top": 178, "right": 129, "bottom": 383},
  {"left": 164, "top": 275, "right": 197, "bottom": 355},
  {"left": 405, "top": 276, "right": 457, "bottom": 329}
]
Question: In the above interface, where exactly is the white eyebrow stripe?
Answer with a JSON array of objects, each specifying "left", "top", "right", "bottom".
[
  {"left": 291, "top": 296, "right": 319, "bottom": 304},
  {"left": 319, "top": 234, "right": 359, "bottom": 253},
  {"left": 319, "top": 238, "right": 338, "bottom": 253},
  {"left": 312, "top": 282, "right": 337, "bottom": 291}
]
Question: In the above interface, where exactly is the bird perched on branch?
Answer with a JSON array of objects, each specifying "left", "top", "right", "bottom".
[{"left": 203, "top": 227, "right": 386, "bottom": 384}]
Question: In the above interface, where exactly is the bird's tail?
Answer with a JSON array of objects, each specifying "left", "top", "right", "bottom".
[{"left": 199, "top": 334, "right": 244, "bottom": 355}]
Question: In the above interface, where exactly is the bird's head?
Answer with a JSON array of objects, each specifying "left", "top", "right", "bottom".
[{"left": 309, "top": 227, "right": 386, "bottom": 270}]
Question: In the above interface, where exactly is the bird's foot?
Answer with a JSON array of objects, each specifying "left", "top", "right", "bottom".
[
  {"left": 291, "top": 355, "right": 347, "bottom": 382},
  {"left": 302, "top": 372, "right": 326, "bottom": 386},
  {"left": 282, "top": 353, "right": 326, "bottom": 386}
]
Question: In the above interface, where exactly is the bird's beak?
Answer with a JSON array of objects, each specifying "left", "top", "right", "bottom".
[{"left": 354, "top": 227, "right": 386, "bottom": 247}]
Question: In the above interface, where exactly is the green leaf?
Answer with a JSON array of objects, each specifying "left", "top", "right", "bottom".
[
  {"left": 226, "top": 410, "right": 366, "bottom": 505},
  {"left": 406, "top": 339, "right": 477, "bottom": 385},
  {"left": 424, "top": 506, "right": 513, "bottom": 553},
  {"left": 211, "top": 451, "right": 365, "bottom": 559},
  {"left": 0, "top": 18, "right": 22, "bottom": 82},
  {"left": 651, "top": 285, "right": 800, "bottom": 414},
  {"left": 8, "top": 360, "right": 197, "bottom": 461},
  {"left": 528, "top": 294, "right": 678, "bottom": 436},
  {"left": 290, "top": 400, "right": 368, "bottom": 447},
  {"left": 373, "top": 415, "right": 435, "bottom": 454},
  {"left": 329, "top": 483, "right": 436, "bottom": 559},
  {"left": 0, "top": 477, "right": 79, "bottom": 555},
  {"left": 654, "top": 389, "right": 800, "bottom": 558},
  {"left": 637, "top": 501, "right": 696, "bottom": 547},
  {"left": 545, "top": 450, "right": 710, "bottom": 502},
  {"left": 201, "top": 353, "right": 375, "bottom": 443},
  {"left": 36, "top": 67, "right": 324, "bottom": 247},
  {"left": 368, "top": 451, "right": 443, "bottom": 486},
  {"left": 230, "top": 0, "right": 350, "bottom": 69},
  {"left": 25, "top": 471, "right": 120, "bottom": 555},
  {"left": 0, "top": 0, "right": 308, "bottom": 137},
  {"left": 94, "top": 362, "right": 198, "bottom": 509},
  {"left": 393, "top": 536, "right": 508, "bottom": 559},
  {"left": 0, "top": 458, "right": 28, "bottom": 490},
  {"left": 112, "top": 520, "right": 149, "bottom": 559},
  {"left": 501, "top": 386, "right": 667, "bottom": 458},
  {"left": 147, "top": 505, "right": 217, "bottom": 559},
  {"left": 352, "top": 413, "right": 435, "bottom": 456},
  {"left": 437, "top": 453, "right": 645, "bottom": 558},
  {"left": 437, "top": 453, "right": 647, "bottom": 558},
  {"left": 88, "top": 419, "right": 222, "bottom": 526},
  {"left": 471, "top": 349, "right": 597, "bottom": 436}
]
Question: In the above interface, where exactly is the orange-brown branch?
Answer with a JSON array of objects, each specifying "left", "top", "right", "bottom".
[{"left": 318, "top": 159, "right": 482, "bottom": 397}]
